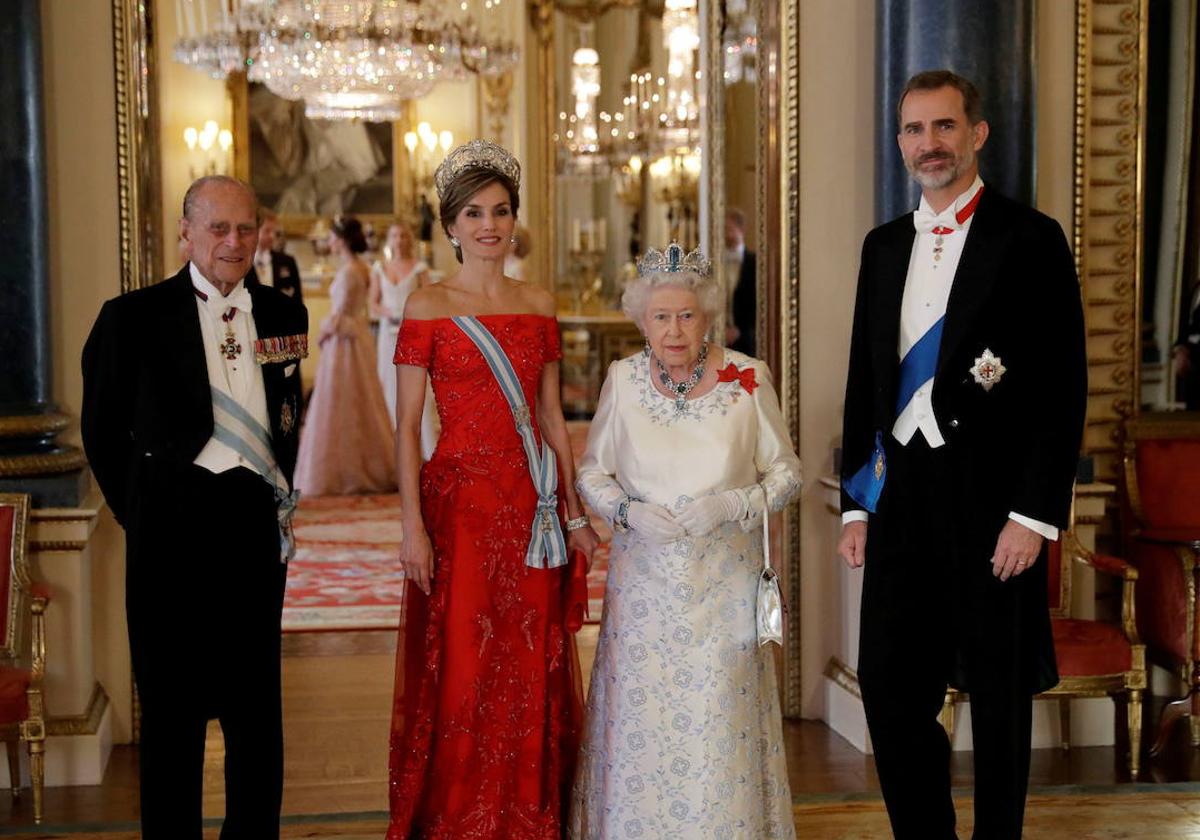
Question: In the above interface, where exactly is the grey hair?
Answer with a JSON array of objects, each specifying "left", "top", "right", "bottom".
[
  {"left": 621, "top": 270, "right": 723, "bottom": 335},
  {"left": 182, "top": 175, "right": 258, "bottom": 221}
]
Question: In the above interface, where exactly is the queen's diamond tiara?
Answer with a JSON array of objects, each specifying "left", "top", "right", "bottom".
[
  {"left": 433, "top": 139, "right": 522, "bottom": 202},
  {"left": 636, "top": 242, "right": 711, "bottom": 278}
]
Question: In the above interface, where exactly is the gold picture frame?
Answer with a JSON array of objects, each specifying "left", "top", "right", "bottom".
[{"left": 228, "top": 73, "right": 413, "bottom": 237}]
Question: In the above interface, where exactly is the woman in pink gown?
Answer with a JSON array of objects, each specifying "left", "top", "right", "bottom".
[{"left": 293, "top": 216, "right": 396, "bottom": 496}]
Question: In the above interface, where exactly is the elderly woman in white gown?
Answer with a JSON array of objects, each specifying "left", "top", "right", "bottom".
[{"left": 570, "top": 243, "right": 801, "bottom": 840}]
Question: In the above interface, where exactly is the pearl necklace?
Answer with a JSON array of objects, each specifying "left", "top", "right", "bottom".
[{"left": 652, "top": 342, "right": 709, "bottom": 411}]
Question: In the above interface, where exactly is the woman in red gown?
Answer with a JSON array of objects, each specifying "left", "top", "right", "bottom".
[{"left": 387, "top": 140, "right": 598, "bottom": 840}]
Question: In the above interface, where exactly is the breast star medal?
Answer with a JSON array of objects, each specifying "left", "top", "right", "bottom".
[
  {"left": 969, "top": 348, "right": 1006, "bottom": 391},
  {"left": 218, "top": 307, "right": 242, "bottom": 360},
  {"left": 280, "top": 397, "right": 296, "bottom": 436}
]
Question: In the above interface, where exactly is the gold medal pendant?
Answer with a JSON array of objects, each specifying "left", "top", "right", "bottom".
[{"left": 219, "top": 308, "right": 242, "bottom": 360}]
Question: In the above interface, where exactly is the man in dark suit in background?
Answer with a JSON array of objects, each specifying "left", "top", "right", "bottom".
[
  {"left": 246, "top": 210, "right": 304, "bottom": 303},
  {"left": 82, "top": 176, "right": 307, "bottom": 839},
  {"left": 725, "top": 207, "right": 757, "bottom": 356},
  {"left": 837, "top": 71, "right": 1087, "bottom": 839}
]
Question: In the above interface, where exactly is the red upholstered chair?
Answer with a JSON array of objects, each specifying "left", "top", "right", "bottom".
[
  {"left": 1121, "top": 412, "right": 1200, "bottom": 750},
  {"left": 942, "top": 531, "right": 1146, "bottom": 778},
  {"left": 0, "top": 494, "right": 49, "bottom": 823}
]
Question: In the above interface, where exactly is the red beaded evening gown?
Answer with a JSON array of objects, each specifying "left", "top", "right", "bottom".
[{"left": 387, "top": 314, "right": 583, "bottom": 840}]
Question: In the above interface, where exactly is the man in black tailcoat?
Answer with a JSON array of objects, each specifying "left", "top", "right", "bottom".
[
  {"left": 837, "top": 71, "right": 1087, "bottom": 839},
  {"left": 82, "top": 176, "right": 308, "bottom": 839},
  {"left": 1173, "top": 278, "right": 1200, "bottom": 409},
  {"left": 246, "top": 210, "right": 304, "bottom": 303},
  {"left": 725, "top": 207, "right": 758, "bottom": 356}
]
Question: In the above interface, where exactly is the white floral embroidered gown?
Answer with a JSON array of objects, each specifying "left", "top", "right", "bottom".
[{"left": 570, "top": 348, "right": 801, "bottom": 840}]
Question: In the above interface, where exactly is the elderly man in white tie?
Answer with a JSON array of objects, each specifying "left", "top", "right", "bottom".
[
  {"left": 837, "top": 71, "right": 1087, "bottom": 840},
  {"left": 82, "top": 176, "right": 308, "bottom": 840}
]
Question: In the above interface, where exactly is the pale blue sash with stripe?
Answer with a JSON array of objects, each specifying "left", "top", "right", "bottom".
[
  {"left": 210, "top": 387, "right": 300, "bottom": 562},
  {"left": 452, "top": 316, "right": 568, "bottom": 570}
]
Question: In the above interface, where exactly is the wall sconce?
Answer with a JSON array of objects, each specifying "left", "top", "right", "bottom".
[
  {"left": 183, "top": 119, "right": 232, "bottom": 179},
  {"left": 404, "top": 122, "right": 454, "bottom": 200}
]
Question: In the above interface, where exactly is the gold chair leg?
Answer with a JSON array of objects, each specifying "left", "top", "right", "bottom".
[
  {"left": 26, "top": 733, "right": 43, "bottom": 825},
  {"left": 1128, "top": 689, "right": 1143, "bottom": 780},
  {"left": 940, "top": 694, "right": 956, "bottom": 744},
  {"left": 1059, "top": 698, "right": 1071, "bottom": 750},
  {"left": 3, "top": 737, "right": 18, "bottom": 797}
]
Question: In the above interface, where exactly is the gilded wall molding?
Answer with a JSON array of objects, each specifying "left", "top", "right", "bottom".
[
  {"left": 111, "top": 0, "right": 163, "bottom": 291},
  {"left": 1074, "top": 0, "right": 1148, "bottom": 486},
  {"left": 529, "top": 0, "right": 558, "bottom": 291},
  {"left": 704, "top": 0, "right": 727, "bottom": 337},
  {"left": 768, "top": 0, "right": 802, "bottom": 718},
  {"left": 45, "top": 683, "right": 109, "bottom": 738}
]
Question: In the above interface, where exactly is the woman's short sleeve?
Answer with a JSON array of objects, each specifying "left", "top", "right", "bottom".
[
  {"left": 394, "top": 319, "right": 434, "bottom": 368},
  {"left": 543, "top": 317, "right": 563, "bottom": 363}
]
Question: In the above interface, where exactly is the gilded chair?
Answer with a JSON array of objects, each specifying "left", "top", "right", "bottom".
[
  {"left": 1121, "top": 411, "right": 1200, "bottom": 752},
  {"left": 0, "top": 493, "right": 49, "bottom": 823},
  {"left": 942, "top": 532, "right": 1146, "bottom": 778}
]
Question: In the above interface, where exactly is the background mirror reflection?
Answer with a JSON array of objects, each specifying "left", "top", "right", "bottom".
[{"left": 1140, "top": 0, "right": 1199, "bottom": 412}]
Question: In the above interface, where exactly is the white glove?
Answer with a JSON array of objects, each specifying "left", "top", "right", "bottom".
[
  {"left": 626, "top": 501, "right": 686, "bottom": 542},
  {"left": 676, "top": 490, "right": 748, "bottom": 537}
]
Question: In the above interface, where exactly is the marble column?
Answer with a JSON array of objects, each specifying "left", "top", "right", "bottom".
[
  {"left": 0, "top": 0, "right": 88, "bottom": 506},
  {"left": 875, "top": 0, "right": 1035, "bottom": 224}
]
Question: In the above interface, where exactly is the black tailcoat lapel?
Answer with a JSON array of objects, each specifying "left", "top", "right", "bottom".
[
  {"left": 245, "top": 281, "right": 307, "bottom": 482},
  {"left": 870, "top": 216, "right": 915, "bottom": 424},
  {"left": 160, "top": 266, "right": 214, "bottom": 451}
]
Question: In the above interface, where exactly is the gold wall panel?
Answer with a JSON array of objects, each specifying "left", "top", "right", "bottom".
[{"left": 1074, "top": 0, "right": 1147, "bottom": 487}]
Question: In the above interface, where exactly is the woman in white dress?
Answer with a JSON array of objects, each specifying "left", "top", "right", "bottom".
[
  {"left": 570, "top": 243, "right": 801, "bottom": 840},
  {"left": 369, "top": 221, "right": 438, "bottom": 458}
]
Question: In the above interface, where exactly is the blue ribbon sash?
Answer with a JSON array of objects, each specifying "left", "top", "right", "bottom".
[
  {"left": 452, "top": 316, "right": 568, "bottom": 570},
  {"left": 843, "top": 430, "right": 887, "bottom": 513},
  {"left": 842, "top": 315, "right": 945, "bottom": 514},
  {"left": 895, "top": 314, "right": 944, "bottom": 415},
  {"left": 210, "top": 387, "right": 299, "bottom": 562}
]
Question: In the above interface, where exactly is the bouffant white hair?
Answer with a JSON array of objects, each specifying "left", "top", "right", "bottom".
[{"left": 620, "top": 270, "right": 723, "bottom": 335}]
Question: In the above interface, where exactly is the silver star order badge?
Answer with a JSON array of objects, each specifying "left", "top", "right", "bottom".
[
  {"left": 970, "top": 348, "right": 1006, "bottom": 391},
  {"left": 280, "top": 398, "right": 296, "bottom": 435}
]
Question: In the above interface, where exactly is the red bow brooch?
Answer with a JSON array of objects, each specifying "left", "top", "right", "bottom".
[{"left": 717, "top": 362, "right": 758, "bottom": 394}]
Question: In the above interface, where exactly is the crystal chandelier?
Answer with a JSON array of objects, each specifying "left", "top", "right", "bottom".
[
  {"left": 553, "top": 1, "right": 701, "bottom": 175},
  {"left": 172, "top": 0, "right": 519, "bottom": 121},
  {"left": 722, "top": 0, "right": 757, "bottom": 85}
]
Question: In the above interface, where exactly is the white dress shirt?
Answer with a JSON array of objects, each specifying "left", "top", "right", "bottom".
[
  {"left": 190, "top": 263, "right": 273, "bottom": 477},
  {"left": 843, "top": 178, "right": 1058, "bottom": 541}
]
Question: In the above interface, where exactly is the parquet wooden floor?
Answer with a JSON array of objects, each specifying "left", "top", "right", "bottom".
[{"left": 2, "top": 626, "right": 1200, "bottom": 835}]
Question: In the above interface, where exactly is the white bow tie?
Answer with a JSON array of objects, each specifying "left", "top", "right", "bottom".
[
  {"left": 913, "top": 206, "right": 961, "bottom": 235},
  {"left": 204, "top": 285, "right": 253, "bottom": 317}
]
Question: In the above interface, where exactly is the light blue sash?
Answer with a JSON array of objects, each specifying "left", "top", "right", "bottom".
[
  {"left": 210, "top": 387, "right": 300, "bottom": 562},
  {"left": 452, "top": 316, "right": 568, "bottom": 570}
]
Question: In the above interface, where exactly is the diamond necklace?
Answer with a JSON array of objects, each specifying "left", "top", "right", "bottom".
[{"left": 652, "top": 342, "right": 709, "bottom": 411}]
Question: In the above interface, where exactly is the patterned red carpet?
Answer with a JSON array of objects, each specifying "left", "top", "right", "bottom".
[{"left": 282, "top": 422, "right": 609, "bottom": 632}]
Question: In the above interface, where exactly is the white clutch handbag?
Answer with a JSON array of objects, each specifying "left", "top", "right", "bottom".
[{"left": 756, "top": 492, "right": 784, "bottom": 648}]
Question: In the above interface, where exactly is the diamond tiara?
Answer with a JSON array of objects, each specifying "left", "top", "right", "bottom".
[
  {"left": 636, "top": 242, "right": 711, "bottom": 278},
  {"left": 434, "top": 139, "right": 522, "bottom": 202}
]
